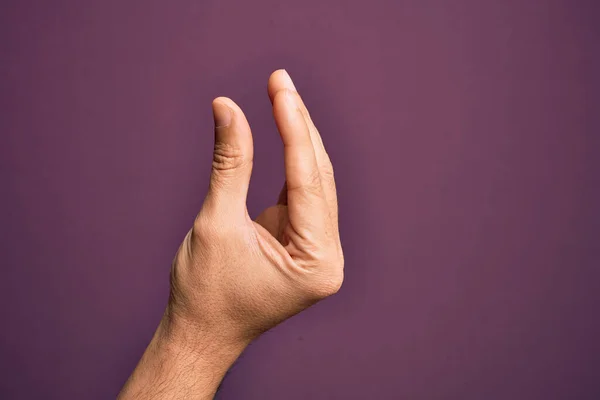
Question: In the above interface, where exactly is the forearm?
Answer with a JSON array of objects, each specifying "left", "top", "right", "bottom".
[{"left": 118, "top": 312, "right": 247, "bottom": 400}]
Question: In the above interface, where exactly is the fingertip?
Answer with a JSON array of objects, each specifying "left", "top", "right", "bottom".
[
  {"left": 268, "top": 69, "right": 296, "bottom": 103},
  {"left": 272, "top": 89, "right": 299, "bottom": 122},
  {"left": 280, "top": 70, "right": 296, "bottom": 91},
  {"left": 267, "top": 70, "right": 281, "bottom": 102},
  {"left": 212, "top": 96, "right": 236, "bottom": 110},
  {"left": 271, "top": 87, "right": 284, "bottom": 110},
  {"left": 212, "top": 98, "right": 233, "bottom": 128},
  {"left": 269, "top": 69, "right": 285, "bottom": 84},
  {"left": 211, "top": 97, "right": 253, "bottom": 151}
]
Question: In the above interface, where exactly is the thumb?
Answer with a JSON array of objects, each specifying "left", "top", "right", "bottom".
[{"left": 204, "top": 97, "right": 254, "bottom": 218}]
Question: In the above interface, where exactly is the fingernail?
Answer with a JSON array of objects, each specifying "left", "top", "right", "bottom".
[
  {"left": 284, "top": 89, "right": 297, "bottom": 108},
  {"left": 213, "top": 101, "right": 232, "bottom": 127},
  {"left": 281, "top": 69, "right": 297, "bottom": 91}
]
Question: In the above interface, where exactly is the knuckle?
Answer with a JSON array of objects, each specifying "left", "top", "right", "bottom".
[
  {"left": 212, "top": 142, "right": 247, "bottom": 171},
  {"left": 314, "top": 270, "right": 344, "bottom": 298},
  {"left": 286, "top": 170, "right": 322, "bottom": 196},
  {"left": 306, "top": 252, "right": 345, "bottom": 298},
  {"left": 332, "top": 247, "right": 344, "bottom": 270}
]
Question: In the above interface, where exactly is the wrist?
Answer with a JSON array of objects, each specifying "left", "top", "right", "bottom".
[
  {"left": 157, "top": 305, "right": 249, "bottom": 363},
  {"left": 118, "top": 307, "right": 249, "bottom": 400}
]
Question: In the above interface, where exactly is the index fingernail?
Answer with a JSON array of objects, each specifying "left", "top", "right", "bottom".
[{"left": 284, "top": 90, "right": 297, "bottom": 108}]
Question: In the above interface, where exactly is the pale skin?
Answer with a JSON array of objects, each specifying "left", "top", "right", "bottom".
[{"left": 118, "top": 69, "right": 343, "bottom": 399}]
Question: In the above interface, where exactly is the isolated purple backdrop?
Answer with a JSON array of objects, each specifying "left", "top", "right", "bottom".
[{"left": 1, "top": 1, "right": 599, "bottom": 399}]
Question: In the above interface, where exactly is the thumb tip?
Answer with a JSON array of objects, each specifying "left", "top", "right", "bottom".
[{"left": 212, "top": 98, "right": 233, "bottom": 128}]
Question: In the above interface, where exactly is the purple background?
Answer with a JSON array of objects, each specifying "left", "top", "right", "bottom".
[{"left": 1, "top": 1, "right": 599, "bottom": 399}]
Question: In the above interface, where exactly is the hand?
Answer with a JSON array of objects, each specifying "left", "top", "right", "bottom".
[
  {"left": 119, "top": 69, "right": 343, "bottom": 399},
  {"left": 169, "top": 69, "right": 343, "bottom": 343}
]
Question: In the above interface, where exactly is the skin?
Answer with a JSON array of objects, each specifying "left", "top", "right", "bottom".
[{"left": 118, "top": 69, "right": 343, "bottom": 400}]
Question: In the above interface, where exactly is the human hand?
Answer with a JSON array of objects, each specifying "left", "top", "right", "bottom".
[
  {"left": 168, "top": 69, "right": 343, "bottom": 344},
  {"left": 119, "top": 69, "right": 343, "bottom": 399}
]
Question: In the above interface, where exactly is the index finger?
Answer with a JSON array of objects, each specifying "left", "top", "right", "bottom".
[
  {"left": 272, "top": 89, "right": 329, "bottom": 236},
  {"left": 267, "top": 70, "right": 339, "bottom": 235}
]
